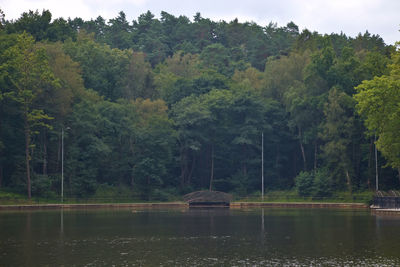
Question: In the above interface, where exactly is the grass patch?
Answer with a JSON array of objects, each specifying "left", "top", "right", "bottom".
[
  {"left": 0, "top": 190, "right": 30, "bottom": 204},
  {"left": 0, "top": 186, "right": 181, "bottom": 205},
  {"left": 236, "top": 190, "right": 374, "bottom": 204},
  {"left": 0, "top": 188, "right": 375, "bottom": 205}
]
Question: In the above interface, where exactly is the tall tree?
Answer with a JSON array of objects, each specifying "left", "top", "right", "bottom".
[
  {"left": 133, "top": 11, "right": 169, "bottom": 66},
  {"left": 0, "top": 32, "right": 57, "bottom": 198},
  {"left": 35, "top": 42, "right": 87, "bottom": 177},
  {"left": 6, "top": 10, "right": 52, "bottom": 41},
  {"left": 355, "top": 44, "right": 400, "bottom": 180},
  {"left": 105, "top": 11, "right": 132, "bottom": 50},
  {"left": 122, "top": 51, "right": 155, "bottom": 99},
  {"left": 200, "top": 43, "right": 232, "bottom": 76},
  {"left": 320, "top": 87, "right": 356, "bottom": 191},
  {"left": 63, "top": 31, "right": 130, "bottom": 100}
]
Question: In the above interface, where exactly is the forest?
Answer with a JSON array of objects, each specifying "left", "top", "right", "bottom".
[{"left": 0, "top": 9, "right": 399, "bottom": 201}]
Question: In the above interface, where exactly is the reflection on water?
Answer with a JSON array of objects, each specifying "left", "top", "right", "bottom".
[{"left": 0, "top": 208, "right": 399, "bottom": 266}]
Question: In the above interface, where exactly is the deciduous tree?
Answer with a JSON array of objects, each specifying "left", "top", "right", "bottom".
[{"left": 1, "top": 32, "right": 57, "bottom": 198}]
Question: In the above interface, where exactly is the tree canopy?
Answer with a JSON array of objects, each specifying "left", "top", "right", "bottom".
[{"left": 0, "top": 9, "right": 398, "bottom": 200}]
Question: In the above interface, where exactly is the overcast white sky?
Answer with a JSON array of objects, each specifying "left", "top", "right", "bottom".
[{"left": 1, "top": 0, "right": 399, "bottom": 44}]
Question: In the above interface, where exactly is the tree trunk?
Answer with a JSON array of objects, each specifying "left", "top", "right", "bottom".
[
  {"left": 25, "top": 122, "right": 31, "bottom": 199},
  {"left": 314, "top": 140, "right": 317, "bottom": 170},
  {"left": 130, "top": 171, "right": 134, "bottom": 189},
  {"left": 43, "top": 131, "right": 47, "bottom": 175},
  {"left": 57, "top": 135, "right": 61, "bottom": 171},
  {"left": 242, "top": 144, "right": 247, "bottom": 177},
  {"left": 298, "top": 127, "right": 307, "bottom": 171},
  {"left": 0, "top": 107, "right": 2, "bottom": 187},
  {"left": 180, "top": 147, "right": 187, "bottom": 188},
  {"left": 0, "top": 164, "right": 3, "bottom": 188},
  {"left": 209, "top": 144, "right": 214, "bottom": 191},
  {"left": 275, "top": 144, "right": 279, "bottom": 168},
  {"left": 146, "top": 175, "right": 151, "bottom": 200},
  {"left": 188, "top": 153, "right": 196, "bottom": 186},
  {"left": 345, "top": 170, "right": 352, "bottom": 194},
  {"left": 293, "top": 149, "right": 297, "bottom": 178},
  {"left": 275, "top": 143, "right": 281, "bottom": 180},
  {"left": 398, "top": 168, "right": 400, "bottom": 185},
  {"left": 129, "top": 162, "right": 135, "bottom": 189},
  {"left": 201, "top": 149, "right": 207, "bottom": 189},
  {"left": 367, "top": 138, "right": 373, "bottom": 189}
]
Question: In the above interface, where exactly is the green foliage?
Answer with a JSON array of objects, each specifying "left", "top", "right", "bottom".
[
  {"left": 320, "top": 87, "right": 356, "bottom": 191},
  {"left": 6, "top": 10, "right": 52, "bottom": 41},
  {"left": 0, "top": 32, "right": 57, "bottom": 198},
  {"left": 5, "top": 10, "right": 74, "bottom": 41},
  {"left": 200, "top": 43, "right": 232, "bottom": 76},
  {"left": 0, "top": 190, "right": 30, "bottom": 204},
  {"left": 63, "top": 31, "right": 130, "bottom": 100},
  {"left": 93, "top": 184, "right": 136, "bottom": 200},
  {"left": 0, "top": 9, "right": 398, "bottom": 202},
  {"left": 123, "top": 52, "right": 155, "bottom": 99},
  {"left": 230, "top": 172, "right": 250, "bottom": 197},
  {"left": 295, "top": 169, "right": 332, "bottom": 197},
  {"left": 313, "top": 168, "right": 333, "bottom": 197},
  {"left": 151, "top": 188, "right": 179, "bottom": 201},
  {"left": 355, "top": 44, "right": 400, "bottom": 171},
  {"left": 105, "top": 11, "right": 133, "bottom": 50},
  {"left": 31, "top": 174, "right": 54, "bottom": 197},
  {"left": 295, "top": 171, "right": 314, "bottom": 196},
  {"left": 238, "top": 189, "right": 373, "bottom": 204}
]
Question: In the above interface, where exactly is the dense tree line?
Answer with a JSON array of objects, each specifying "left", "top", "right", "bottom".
[{"left": 0, "top": 9, "right": 399, "bottom": 200}]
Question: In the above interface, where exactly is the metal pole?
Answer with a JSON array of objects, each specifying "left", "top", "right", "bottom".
[
  {"left": 375, "top": 134, "right": 378, "bottom": 191},
  {"left": 61, "top": 128, "right": 64, "bottom": 203},
  {"left": 262, "top": 132, "right": 264, "bottom": 201}
]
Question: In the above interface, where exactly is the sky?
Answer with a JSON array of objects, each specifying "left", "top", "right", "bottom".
[{"left": 1, "top": 0, "right": 399, "bottom": 45}]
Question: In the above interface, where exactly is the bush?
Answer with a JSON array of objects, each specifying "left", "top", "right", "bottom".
[
  {"left": 151, "top": 188, "right": 178, "bottom": 201},
  {"left": 313, "top": 168, "right": 333, "bottom": 197},
  {"left": 31, "top": 174, "right": 53, "bottom": 197},
  {"left": 93, "top": 184, "right": 136, "bottom": 201},
  {"left": 295, "top": 171, "right": 314, "bottom": 197},
  {"left": 0, "top": 190, "right": 25, "bottom": 201},
  {"left": 230, "top": 173, "right": 249, "bottom": 197},
  {"left": 295, "top": 169, "right": 334, "bottom": 198}
]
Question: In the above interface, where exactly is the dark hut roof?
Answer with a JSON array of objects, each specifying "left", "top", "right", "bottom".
[{"left": 183, "top": 190, "right": 232, "bottom": 204}]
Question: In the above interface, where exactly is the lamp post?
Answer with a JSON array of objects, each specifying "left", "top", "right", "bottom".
[
  {"left": 375, "top": 134, "right": 378, "bottom": 191},
  {"left": 261, "top": 132, "right": 264, "bottom": 201},
  {"left": 61, "top": 127, "right": 70, "bottom": 203}
]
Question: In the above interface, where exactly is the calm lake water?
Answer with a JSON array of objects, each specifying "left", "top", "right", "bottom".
[{"left": 0, "top": 207, "right": 399, "bottom": 266}]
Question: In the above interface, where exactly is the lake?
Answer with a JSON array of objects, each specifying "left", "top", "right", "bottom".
[{"left": 0, "top": 207, "right": 399, "bottom": 266}]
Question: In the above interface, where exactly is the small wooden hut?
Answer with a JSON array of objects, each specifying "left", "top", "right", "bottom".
[{"left": 183, "top": 190, "right": 232, "bottom": 207}]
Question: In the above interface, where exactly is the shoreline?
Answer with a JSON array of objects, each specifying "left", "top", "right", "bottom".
[
  {"left": 0, "top": 201, "right": 371, "bottom": 210},
  {"left": 0, "top": 202, "right": 187, "bottom": 210},
  {"left": 231, "top": 202, "right": 369, "bottom": 209}
]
